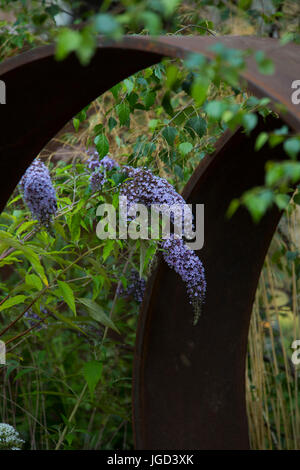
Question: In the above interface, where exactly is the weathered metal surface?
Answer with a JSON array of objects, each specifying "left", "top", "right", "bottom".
[
  {"left": 134, "top": 117, "right": 287, "bottom": 450},
  {"left": 0, "top": 35, "right": 299, "bottom": 450}
]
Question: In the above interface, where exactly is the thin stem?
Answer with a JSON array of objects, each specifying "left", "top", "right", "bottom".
[{"left": 55, "top": 383, "right": 88, "bottom": 450}]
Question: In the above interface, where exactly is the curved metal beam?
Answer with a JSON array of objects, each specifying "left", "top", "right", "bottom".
[{"left": 0, "top": 35, "right": 299, "bottom": 450}]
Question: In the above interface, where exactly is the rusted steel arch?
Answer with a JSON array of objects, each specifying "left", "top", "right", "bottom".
[{"left": 0, "top": 36, "right": 299, "bottom": 449}]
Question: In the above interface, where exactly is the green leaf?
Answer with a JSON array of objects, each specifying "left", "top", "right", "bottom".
[
  {"left": 238, "top": 0, "right": 252, "bottom": 9},
  {"left": 57, "top": 280, "right": 76, "bottom": 316},
  {"left": 226, "top": 198, "right": 240, "bottom": 218},
  {"left": 284, "top": 138, "right": 300, "bottom": 160},
  {"left": 25, "top": 274, "right": 43, "bottom": 291},
  {"left": 269, "top": 134, "right": 284, "bottom": 148},
  {"left": 50, "top": 309, "right": 86, "bottom": 334},
  {"left": 73, "top": 118, "right": 80, "bottom": 132},
  {"left": 0, "top": 233, "right": 47, "bottom": 285},
  {"left": 16, "top": 221, "right": 36, "bottom": 237},
  {"left": 265, "top": 163, "right": 284, "bottom": 187},
  {"left": 191, "top": 77, "right": 210, "bottom": 106},
  {"left": 274, "top": 194, "right": 290, "bottom": 210},
  {"left": 185, "top": 116, "right": 207, "bottom": 138},
  {"left": 161, "top": 91, "right": 174, "bottom": 116},
  {"left": 162, "top": 126, "right": 178, "bottom": 146},
  {"left": 0, "top": 295, "right": 27, "bottom": 312},
  {"left": 116, "top": 101, "right": 130, "bottom": 126},
  {"left": 94, "top": 13, "right": 122, "bottom": 39},
  {"left": 124, "top": 78, "right": 134, "bottom": 94},
  {"left": 78, "top": 298, "right": 119, "bottom": 333},
  {"left": 94, "top": 134, "right": 109, "bottom": 158},
  {"left": 22, "top": 247, "right": 48, "bottom": 286},
  {"left": 148, "top": 119, "right": 160, "bottom": 132},
  {"left": 139, "top": 11, "right": 162, "bottom": 34},
  {"left": 143, "top": 91, "right": 156, "bottom": 109},
  {"left": 184, "top": 52, "right": 206, "bottom": 69},
  {"left": 110, "top": 83, "right": 121, "bottom": 100},
  {"left": 83, "top": 360, "right": 103, "bottom": 398},
  {"left": 166, "top": 65, "right": 179, "bottom": 89},
  {"left": 255, "top": 51, "right": 275, "bottom": 75},
  {"left": 162, "top": 0, "right": 181, "bottom": 16},
  {"left": 178, "top": 142, "right": 193, "bottom": 156},
  {"left": 243, "top": 189, "right": 274, "bottom": 223},
  {"left": 255, "top": 132, "right": 268, "bottom": 151},
  {"left": 69, "top": 213, "right": 81, "bottom": 242},
  {"left": 76, "top": 27, "right": 96, "bottom": 66},
  {"left": 242, "top": 113, "right": 258, "bottom": 133},
  {"left": 108, "top": 117, "right": 117, "bottom": 132},
  {"left": 205, "top": 100, "right": 226, "bottom": 120},
  {"left": 55, "top": 28, "right": 81, "bottom": 61},
  {"left": 102, "top": 239, "right": 114, "bottom": 262}
]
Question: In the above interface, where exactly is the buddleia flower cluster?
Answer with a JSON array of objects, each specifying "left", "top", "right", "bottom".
[
  {"left": 20, "top": 159, "right": 57, "bottom": 226},
  {"left": 24, "top": 307, "right": 47, "bottom": 331},
  {"left": 120, "top": 166, "right": 193, "bottom": 235},
  {"left": 120, "top": 269, "right": 146, "bottom": 303},
  {"left": 161, "top": 236, "right": 206, "bottom": 324},
  {"left": 86, "top": 149, "right": 118, "bottom": 193},
  {"left": 89, "top": 170, "right": 106, "bottom": 193},
  {"left": 0, "top": 423, "right": 24, "bottom": 450},
  {"left": 120, "top": 166, "right": 206, "bottom": 321}
]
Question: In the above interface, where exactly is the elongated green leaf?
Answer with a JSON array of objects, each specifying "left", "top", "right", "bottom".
[
  {"left": 78, "top": 298, "right": 119, "bottom": 332},
  {"left": 49, "top": 309, "right": 85, "bottom": 334},
  {"left": 22, "top": 247, "right": 48, "bottom": 286},
  {"left": 25, "top": 274, "right": 43, "bottom": 291},
  {"left": 83, "top": 360, "right": 103, "bottom": 398},
  {"left": 57, "top": 280, "right": 76, "bottom": 315},
  {"left": 102, "top": 239, "right": 114, "bottom": 262},
  {"left": 16, "top": 221, "right": 36, "bottom": 237},
  {"left": 0, "top": 295, "right": 27, "bottom": 312}
]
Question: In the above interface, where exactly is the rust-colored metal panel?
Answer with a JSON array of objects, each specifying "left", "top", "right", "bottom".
[
  {"left": 133, "top": 117, "right": 287, "bottom": 450},
  {"left": 0, "top": 35, "right": 299, "bottom": 450}
]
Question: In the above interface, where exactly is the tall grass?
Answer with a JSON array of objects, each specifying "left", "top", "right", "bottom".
[{"left": 246, "top": 208, "right": 300, "bottom": 449}]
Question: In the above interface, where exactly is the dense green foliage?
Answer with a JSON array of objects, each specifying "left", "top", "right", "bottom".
[{"left": 0, "top": 0, "right": 299, "bottom": 450}]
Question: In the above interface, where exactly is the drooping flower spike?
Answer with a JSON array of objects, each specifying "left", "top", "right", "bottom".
[{"left": 20, "top": 159, "right": 57, "bottom": 226}]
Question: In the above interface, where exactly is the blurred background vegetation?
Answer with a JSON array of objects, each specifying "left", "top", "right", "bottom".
[{"left": 0, "top": 0, "right": 299, "bottom": 450}]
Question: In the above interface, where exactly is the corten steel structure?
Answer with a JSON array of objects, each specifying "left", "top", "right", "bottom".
[{"left": 0, "top": 36, "right": 300, "bottom": 450}]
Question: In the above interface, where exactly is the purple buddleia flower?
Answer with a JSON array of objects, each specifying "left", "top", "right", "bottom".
[
  {"left": 89, "top": 168, "right": 106, "bottom": 193},
  {"left": 101, "top": 155, "right": 118, "bottom": 171},
  {"left": 161, "top": 236, "right": 206, "bottom": 324},
  {"left": 86, "top": 148, "right": 101, "bottom": 172},
  {"left": 120, "top": 166, "right": 193, "bottom": 236},
  {"left": 87, "top": 158, "right": 101, "bottom": 172},
  {"left": 24, "top": 307, "right": 47, "bottom": 330},
  {"left": 119, "top": 166, "right": 205, "bottom": 321},
  {"left": 86, "top": 149, "right": 118, "bottom": 192},
  {"left": 120, "top": 269, "right": 146, "bottom": 303},
  {"left": 20, "top": 159, "right": 57, "bottom": 226}
]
